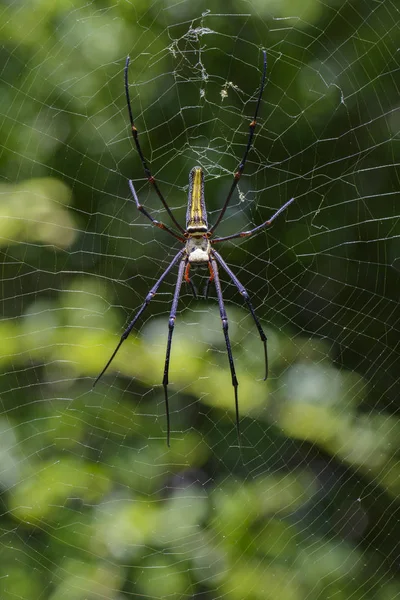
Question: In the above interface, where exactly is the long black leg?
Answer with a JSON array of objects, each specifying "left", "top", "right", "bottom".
[
  {"left": 162, "top": 258, "right": 186, "bottom": 447},
  {"left": 212, "top": 250, "right": 268, "bottom": 379},
  {"left": 204, "top": 277, "right": 212, "bottom": 299},
  {"left": 93, "top": 250, "right": 184, "bottom": 387},
  {"left": 125, "top": 56, "right": 185, "bottom": 234},
  {"left": 210, "top": 257, "right": 240, "bottom": 444},
  {"left": 128, "top": 180, "right": 184, "bottom": 242},
  {"left": 210, "top": 50, "right": 267, "bottom": 235},
  {"left": 212, "top": 197, "right": 295, "bottom": 244}
]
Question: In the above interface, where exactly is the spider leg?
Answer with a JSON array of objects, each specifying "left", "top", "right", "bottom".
[
  {"left": 93, "top": 250, "right": 184, "bottom": 388},
  {"left": 125, "top": 56, "right": 185, "bottom": 234},
  {"left": 204, "top": 262, "right": 214, "bottom": 299},
  {"left": 210, "top": 257, "right": 240, "bottom": 445},
  {"left": 211, "top": 197, "right": 295, "bottom": 244},
  {"left": 210, "top": 50, "right": 267, "bottom": 235},
  {"left": 129, "top": 180, "right": 184, "bottom": 242},
  {"left": 184, "top": 262, "right": 198, "bottom": 299},
  {"left": 212, "top": 250, "right": 268, "bottom": 380},
  {"left": 163, "top": 257, "right": 186, "bottom": 446}
]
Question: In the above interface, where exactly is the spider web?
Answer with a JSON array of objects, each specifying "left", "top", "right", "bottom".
[{"left": 1, "top": 1, "right": 400, "bottom": 598}]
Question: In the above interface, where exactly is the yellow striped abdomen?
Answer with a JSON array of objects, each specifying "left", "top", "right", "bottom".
[{"left": 186, "top": 166, "right": 208, "bottom": 232}]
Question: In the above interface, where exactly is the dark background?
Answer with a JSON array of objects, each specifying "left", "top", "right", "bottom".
[{"left": 0, "top": 1, "right": 399, "bottom": 598}]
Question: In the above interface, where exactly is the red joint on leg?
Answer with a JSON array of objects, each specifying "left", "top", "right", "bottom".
[
  {"left": 148, "top": 176, "right": 155, "bottom": 183},
  {"left": 208, "top": 263, "right": 214, "bottom": 282},
  {"left": 234, "top": 171, "right": 241, "bottom": 180},
  {"left": 184, "top": 262, "right": 191, "bottom": 284},
  {"left": 250, "top": 119, "right": 256, "bottom": 128}
]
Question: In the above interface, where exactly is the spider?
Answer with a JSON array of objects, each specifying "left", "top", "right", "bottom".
[{"left": 94, "top": 50, "right": 295, "bottom": 446}]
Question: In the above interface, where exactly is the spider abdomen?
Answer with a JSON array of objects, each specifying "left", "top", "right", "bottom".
[{"left": 186, "top": 167, "right": 208, "bottom": 232}]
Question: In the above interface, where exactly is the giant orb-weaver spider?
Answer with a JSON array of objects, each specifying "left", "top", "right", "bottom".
[{"left": 94, "top": 51, "right": 295, "bottom": 446}]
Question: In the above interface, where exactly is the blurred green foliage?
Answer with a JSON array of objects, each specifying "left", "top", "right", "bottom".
[{"left": 1, "top": 0, "right": 400, "bottom": 598}]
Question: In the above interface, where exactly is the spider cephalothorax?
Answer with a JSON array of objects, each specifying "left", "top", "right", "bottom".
[{"left": 94, "top": 51, "right": 295, "bottom": 446}]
